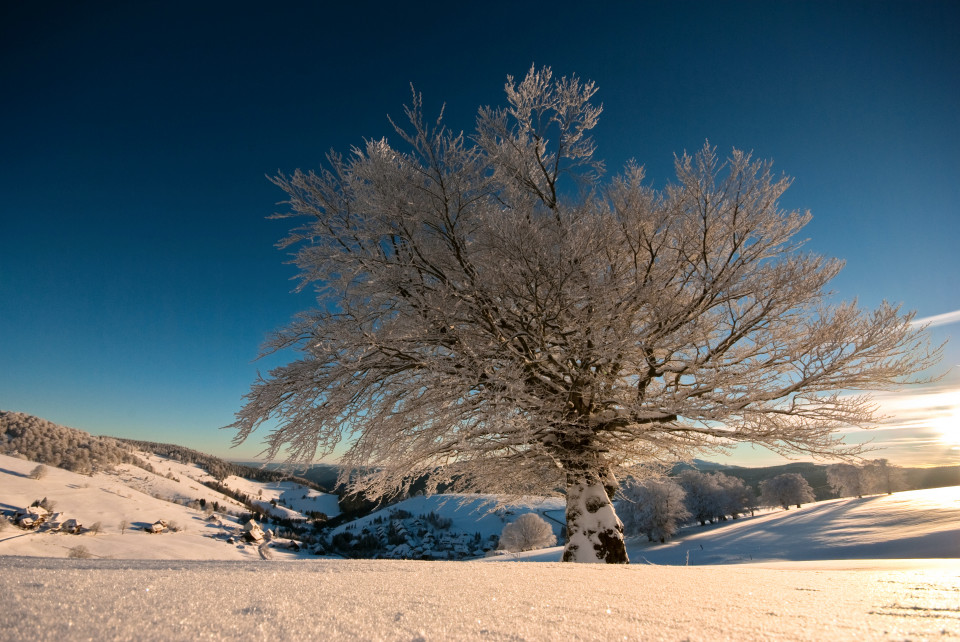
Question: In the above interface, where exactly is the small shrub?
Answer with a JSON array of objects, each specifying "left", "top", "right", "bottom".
[
  {"left": 29, "top": 464, "right": 48, "bottom": 480},
  {"left": 68, "top": 545, "right": 92, "bottom": 559},
  {"left": 499, "top": 513, "right": 556, "bottom": 553},
  {"left": 89, "top": 521, "right": 103, "bottom": 535},
  {"left": 119, "top": 519, "right": 129, "bottom": 534}
]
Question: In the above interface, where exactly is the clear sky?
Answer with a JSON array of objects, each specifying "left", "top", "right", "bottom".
[{"left": 2, "top": 1, "right": 958, "bottom": 467}]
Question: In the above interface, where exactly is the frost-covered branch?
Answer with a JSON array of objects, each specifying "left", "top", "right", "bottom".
[{"left": 228, "top": 66, "right": 940, "bottom": 563}]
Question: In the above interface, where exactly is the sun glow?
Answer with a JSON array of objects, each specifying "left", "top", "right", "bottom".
[
  {"left": 929, "top": 390, "right": 960, "bottom": 447},
  {"left": 870, "top": 386, "right": 960, "bottom": 457}
]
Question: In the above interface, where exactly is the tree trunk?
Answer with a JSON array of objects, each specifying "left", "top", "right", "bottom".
[{"left": 562, "top": 471, "right": 629, "bottom": 563}]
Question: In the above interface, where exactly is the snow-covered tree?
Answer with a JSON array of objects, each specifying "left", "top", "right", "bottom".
[
  {"left": 713, "top": 473, "right": 757, "bottom": 519},
  {"left": 499, "top": 513, "right": 557, "bottom": 552},
  {"left": 678, "top": 470, "right": 721, "bottom": 525},
  {"left": 228, "top": 66, "right": 938, "bottom": 563},
  {"left": 618, "top": 477, "right": 690, "bottom": 543},
  {"left": 759, "top": 473, "right": 815, "bottom": 509},
  {"left": 678, "top": 470, "right": 754, "bottom": 524},
  {"left": 29, "top": 464, "right": 47, "bottom": 480},
  {"left": 862, "top": 459, "right": 906, "bottom": 495},
  {"left": 826, "top": 463, "right": 864, "bottom": 498}
]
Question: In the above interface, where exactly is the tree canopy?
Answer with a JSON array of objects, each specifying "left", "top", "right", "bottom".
[{"left": 229, "top": 66, "right": 937, "bottom": 562}]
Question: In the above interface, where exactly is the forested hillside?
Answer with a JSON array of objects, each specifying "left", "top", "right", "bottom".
[{"left": 0, "top": 411, "right": 141, "bottom": 473}]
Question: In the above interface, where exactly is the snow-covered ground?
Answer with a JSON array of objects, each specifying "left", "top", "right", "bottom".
[
  {"left": 3, "top": 452, "right": 959, "bottom": 639},
  {"left": 2, "top": 556, "right": 958, "bottom": 640},
  {"left": 220, "top": 474, "right": 341, "bottom": 520},
  {"left": 497, "top": 486, "right": 960, "bottom": 565},
  {"left": 0, "top": 453, "right": 314, "bottom": 560},
  {"left": 329, "top": 493, "right": 564, "bottom": 540}
]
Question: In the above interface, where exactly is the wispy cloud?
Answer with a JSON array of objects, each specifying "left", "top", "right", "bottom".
[
  {"left": 911, "top": 309, "right": 960, "bottom": 328},
  {"left": 832, "top": 384, "right": 960, "bottom": 466}
]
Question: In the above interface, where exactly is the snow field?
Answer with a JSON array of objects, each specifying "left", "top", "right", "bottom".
[
  {"left": 2, "top": 556, "right": 958, "bottom": 641},
  {"left": 0, "top": 454, "right": 306, "bottom": 560},
  {"left": 329, "top": 493, "right": 565, "bottom": 541},
  {"left": 3, "top": 452, "right": 960, "bottom": 638},
  {"left": 113, "top": 461, "right": 248, "bottom": 514},
  {"left": 219, "top": 474, "right": 341, "bottom": 519},
  {"left": 485, "top": 485, "right": 960, "bottom": 565}
]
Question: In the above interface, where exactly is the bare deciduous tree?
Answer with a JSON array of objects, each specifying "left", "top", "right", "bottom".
[
  {"left": 29, "top": 464, "right": 47, "bottom": 480},
  {"left": 119, "top": 519, "right": 129, "bottom": 535},
  {"left": 228, "top": 66, "right": 938, "bottom": 563}
]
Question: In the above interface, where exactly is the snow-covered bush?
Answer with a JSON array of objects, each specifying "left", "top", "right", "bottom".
[
  {"left": 29, "top": 464, "right": 47, "bottom": 480},
  {"left": 759, "top": 473, "right": 815, "bottom": 509},
  {"left": 67, "top": 545, "right": 92, "bottom": 559},
  {"left": 31, "top": 497, "right": 56, "bottom": 512},
  {"left": 618, "top": 478, "right": 690, "bottom": 543},
  {"left": 499, "top": 513, "right": 556, "bottom": 552}
]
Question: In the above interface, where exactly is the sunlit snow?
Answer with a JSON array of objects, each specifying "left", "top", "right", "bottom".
[{"left": 2, "top": 453, "right": 958, "bottom": 639}]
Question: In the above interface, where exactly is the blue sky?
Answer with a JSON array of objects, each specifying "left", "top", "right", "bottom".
[{"left": 2, "top": 1, "right": 957, "bottom": 466}]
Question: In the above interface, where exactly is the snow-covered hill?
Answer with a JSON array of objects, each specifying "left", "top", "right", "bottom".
[
  {"left": 328, "top": 494, "right": 565, "bottom": 559},
  {"left": 219, "top": 474, "right": 340, "bottom": 520},
  {"left": 5, "top": 447, "right": 958, "bottom": 565},
  {"left": 0, "top": 452, "right": 332, "bottom": 560},
  {"left": 4, "top": 453, "right": 959, "bottom": 638},
  {"left": 482, "top": 485, "right": 960, "bottom": 565}
]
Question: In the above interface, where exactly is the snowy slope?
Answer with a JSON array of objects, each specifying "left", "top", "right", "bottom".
[
  {"left": 112, "top": 461, "right": 248, "bottom": 514},
  {"left": 131, "top": 451, "right": 341, "bottom": 520},
  {"left": 630, "top": 485, "right": 960, "bottom": 565},
  {"left": 4, "top": 455, "right": 960, "bottom": 639},
  {"left": 330, "top": 493, "right": 565, "bottom": 540},
  {"left": 4, "top": 449, "right": 958, "bottom": 565},
  {"left": 0, "top": 453, "right": 309, "bottom": 560},
  {"left": 485, "top": 485, "right": 960, "bottom": 564},
  {"left": 219, "top": 475, "right": 340, "bottom": 519}
]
